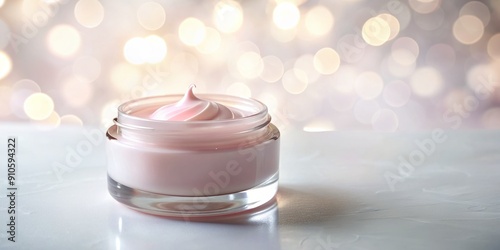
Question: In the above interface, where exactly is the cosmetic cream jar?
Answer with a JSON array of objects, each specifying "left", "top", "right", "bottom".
[{"left": 106, "top": 92, "right": 280, "bottom": 217}]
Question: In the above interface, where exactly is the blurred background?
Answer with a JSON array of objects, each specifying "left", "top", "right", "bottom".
[{"left": 0, "top": 0, "right": 499, "bottom": 132}]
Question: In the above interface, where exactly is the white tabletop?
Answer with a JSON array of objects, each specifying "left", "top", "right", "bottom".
[{"left": 0, "top": 124, "right": 499, "bottom": 250}]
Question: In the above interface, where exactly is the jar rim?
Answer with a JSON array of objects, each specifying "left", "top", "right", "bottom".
[{"left": 116, "top": 94, "right": 270, "bottom": 132}]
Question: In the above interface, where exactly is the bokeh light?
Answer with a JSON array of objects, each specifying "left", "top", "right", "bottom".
[
  {"left": 377, "top": 13, "right": 400, "bottom": 41},
  {"left": 213, "top": 0, "right": 243, "bottom": 33},
  {"left": 390, "top": 1, "right": 412, "bottom": 30},
  {"left": 487, "top": 34, "right": 500, "bottom": 61},
  {"left": 10, "top": 79, "right": 41, "bottom": 119},
  {"left": 383, "top": 80, "right": 411, "bottom": 107},
  {"left": 459, "top": 1, "right": 490, "bottom": 26},
  {"left": 196, "top": 27, "right": 222, "bottom": 54},
  {"left": 273, "top": 2, "right": 300, "bottom": 30},
  {"left": 73, "top": 56, "right": 101, "bottom": 83},
  {"left": 270, "top": 24, "right": 297, "bottom": 42},
  {"left": 61, "top": 76, "right": 94, "bottom": 107},
  {"left": 123, "top": 37, "right": 145, "bottom": 64},
  {"left": 426, "top": 43, "right": 456, "bottom": 69},
  {"left": 60, "top": 114, "right": 83, "bottom": 126},
  {"left": 408, "top": 0, "right": 441, "bottom": 14},
  {"left": 101, "top": 100, "right": 121, "bottom": 128},
  {"left": 14, "top": 79, "right": 40, "bottom": 93},
  {"left": 453, "top": 15, "right": 484, "bottom": 45},
  {"left": 391, "top": 37, "right": 419, "bottom": 66},
  {"left": 23, "top": 93, "right": 55, "bottom": 120},
  {"left": 258, "top": 92, "right": 279, "bottom": 113},
  {"left": 275, "top": 0, "right": 307, "bottom": 6},
  {"left": 179, "top": 17, "right": 206, "bottom": 46},
  {"left": 282, "top": 69, "right": 308, "bottom": 95},
  {"left": 413, "top": 7, "right": 445, "bottom": 31},
  {"left": 226, "top": 82, "right": 251, "bottom": 98},
  {"left": 237, "top": 51, "right": 263, "bottom": 79},
  {"left": 466, "top": 64, "right": 499, "bottom": 94},
  {"left": 137, "top": 2, "right": 166, "bottom": 31},
  {"left": 355, "top": 71, "right": 384, "bottom": 100},
  {"left": 304, "top": 5, "right": 334, "bottom": 36},
  {"left": 260, "top": 55, "right": 284, "bottom": 83},
  {"left": 74, "top": 0, "right": 104, "bottom": 28},
  {"left": 34, "top": 111, "right": 60, "bottom": 130},
  {"left": 329, "top": 89, "right": 357, "bottom": 112},
  {"left": 169, "top": 52, "right": 199, "bottom": 84},
  {"left": 144, "top": 35, "right": 168, "bottom": 64},
  {"left": 123, "top": 35, "right": 167, "bottom": 64},
  {"left": 354, "top": 99, "right": 380, "bottom": 124},
  {"left": 313, "top": 47, "right": 340, "bottom": 75},
  {"left": 0, "top": 50, "right": 12, "bottom": 80},
  {"left": 328, "top": 66, "right": 358, "bottom": 112},
  {"left": 47, "top": 25, "right": 81, "bottom": 57},
  {"left": 330, "top": 66, "right": 357, "bottom": 94},
  {"left": 21, "top": 0, "right": 40, "bottom": 17},
  {"left": 110, "top": 63, "right": 142, "bottom": 92},
  {"left": 444, "top": 89, "right": 469, "bottom": 110},
  {"left": 386, "top": 54, "right": 416, "bottom": 78},
  {"left": 1, "top": 0, "right": 500, "bottom": 131},
  {"left": 362, "top": 16, "right": 391, "bottom": 46},
  {"left": 294, "top": 54, "right": 319, "bottom": 84},
  {"left": 410, "top": 67, "right": 443, "bottom": 97},
  {"left": 303, "top": 119, "right": 335, "bottom": 132}
]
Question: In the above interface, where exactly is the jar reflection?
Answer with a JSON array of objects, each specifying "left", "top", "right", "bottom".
[{"left": 108, "top": 199, "right": 281, "bottom": 250}]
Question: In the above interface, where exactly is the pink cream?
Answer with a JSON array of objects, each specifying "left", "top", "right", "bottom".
[
  {"left": 150, "top": 85, "right": 240, "bottom": 121},
  {"left": 106, "top": 86, "right": 280, "bottom": 217}
]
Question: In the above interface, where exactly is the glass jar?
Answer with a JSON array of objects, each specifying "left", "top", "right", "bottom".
[{"left": 106, "top": 94, "right": 280, "bottom": 217}]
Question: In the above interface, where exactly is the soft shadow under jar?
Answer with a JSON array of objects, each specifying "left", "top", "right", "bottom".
[{"left": 106, "top": 89, "right": 280, "bottom": 217}]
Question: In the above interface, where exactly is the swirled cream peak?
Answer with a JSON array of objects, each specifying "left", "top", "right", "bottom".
[{"left": 150, "top": 85, "right": 239, "bottom": 121}]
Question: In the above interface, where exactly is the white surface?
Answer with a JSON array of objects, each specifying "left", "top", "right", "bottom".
[{"left": 0, "top": 124, "right": 499, "bottom": 249}]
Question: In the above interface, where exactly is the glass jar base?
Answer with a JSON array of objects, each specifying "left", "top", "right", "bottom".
[{"left": 108, "top": 174, "right": 278, "bottom": 218}]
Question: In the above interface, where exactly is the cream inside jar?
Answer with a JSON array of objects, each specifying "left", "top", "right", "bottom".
[{"left": 106, "top": 86, "right": 280, "bottom": 217}]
